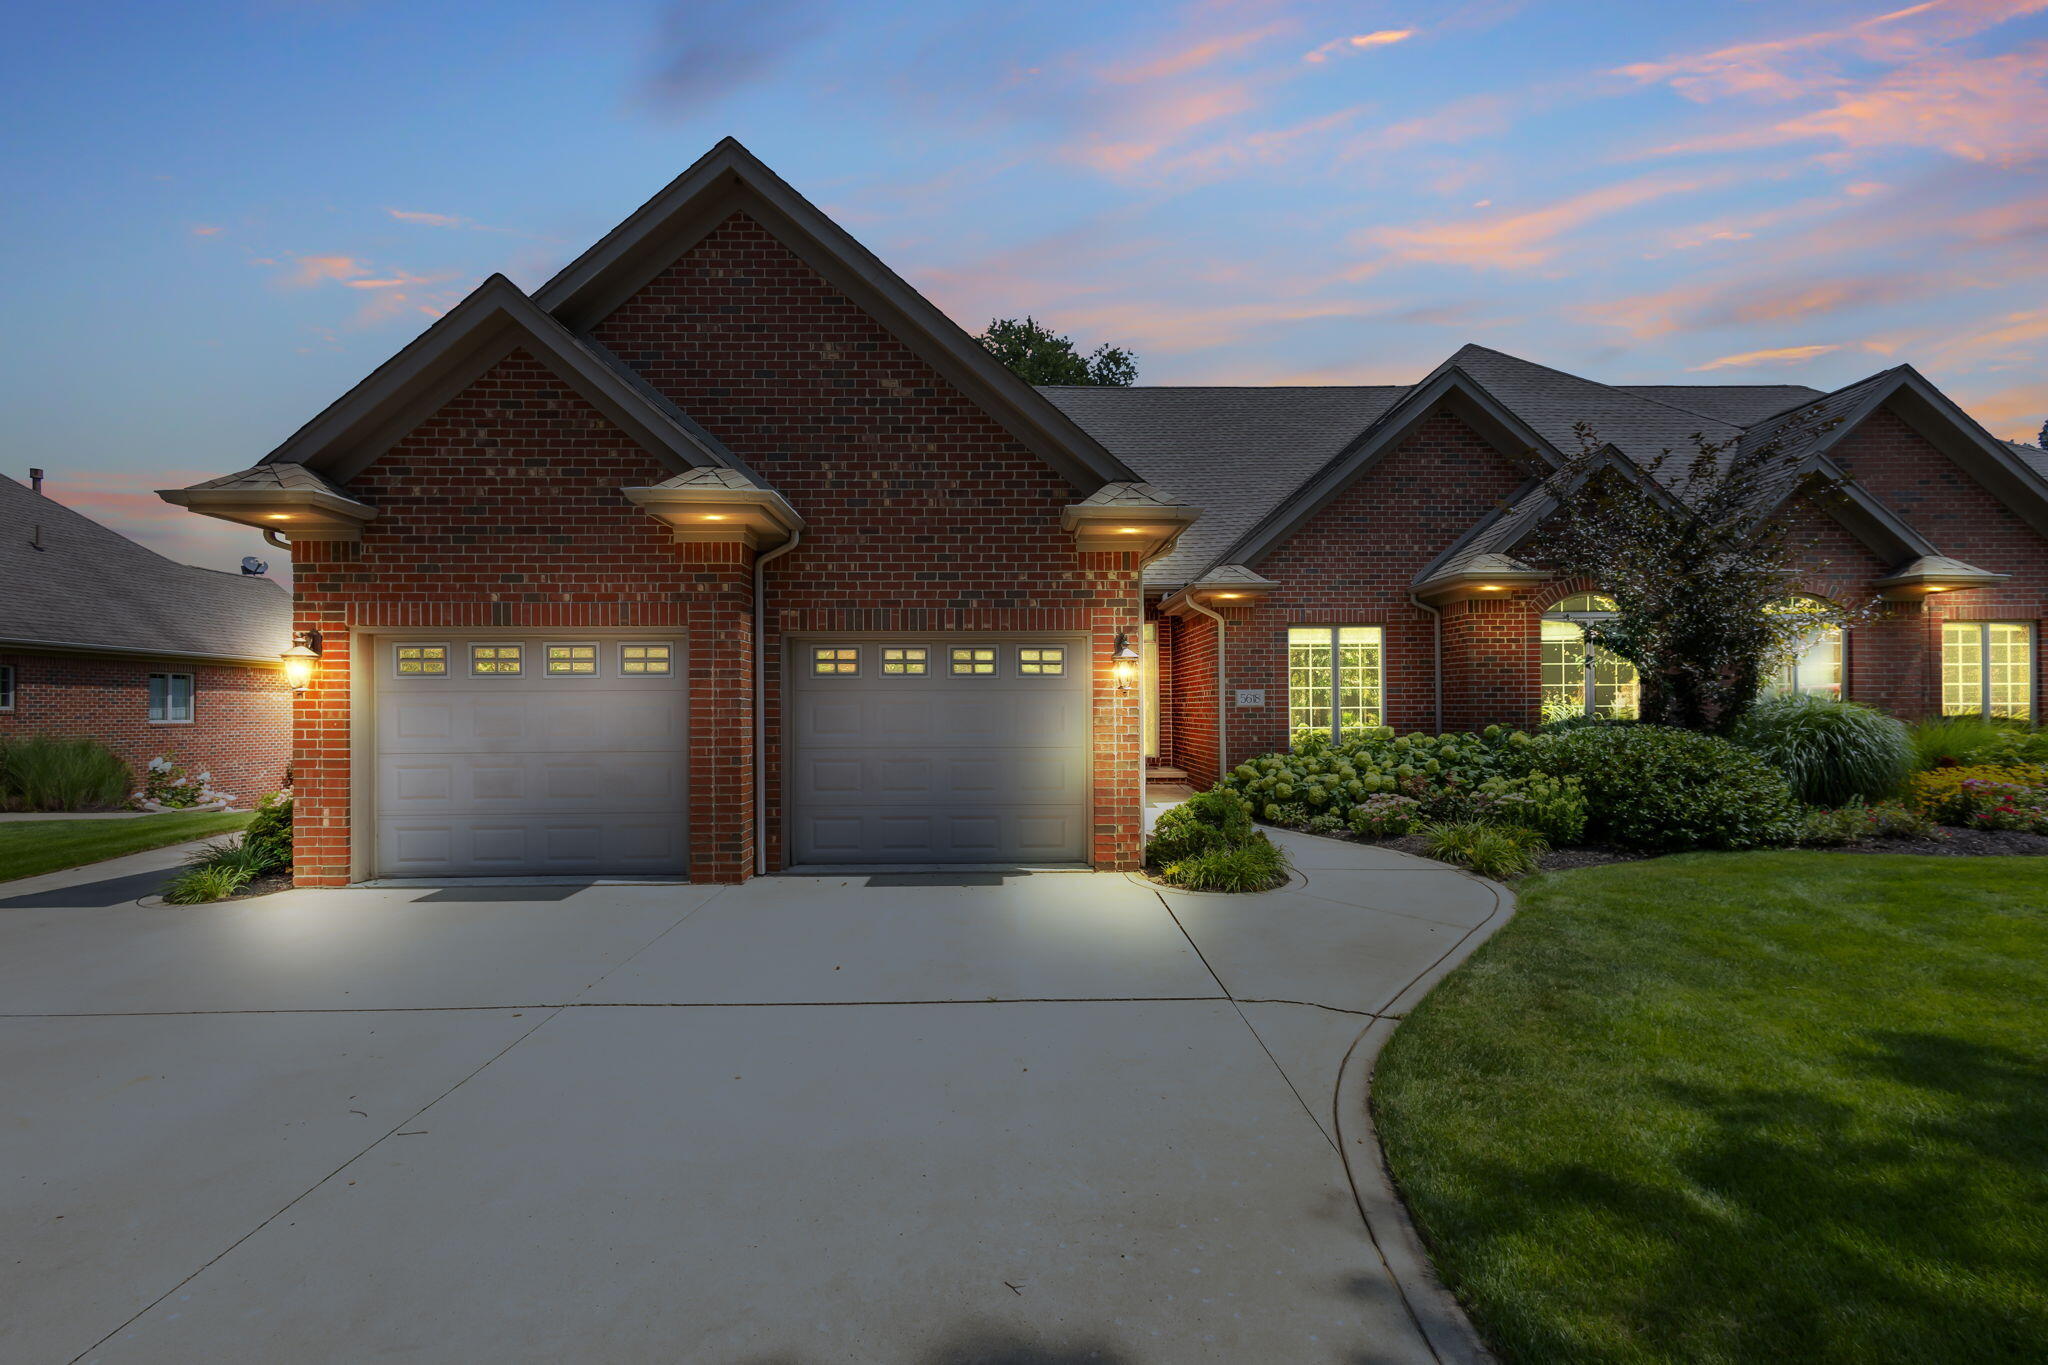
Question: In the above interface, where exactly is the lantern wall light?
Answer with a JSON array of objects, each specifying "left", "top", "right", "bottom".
[
  {"left": 281, "top": 628, "right": 323, "bottom": 692},
  {"left": 1111, "top": 631, "right": 1141, "bottom": 689}
]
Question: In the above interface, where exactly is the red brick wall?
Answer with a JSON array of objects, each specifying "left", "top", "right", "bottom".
[
  {"left": 1166, "top": 610, "right": 1220, "bottom": 788},
  {"left": 590, "top": 211, "right": 1145, "bottom": 870},
  {"left": 1827, "top": 405, "right": 2048, "bottom": 720},
  {"left": 0, "top": 650, "right": 288, "bottom": 804},
  {"left": 286, "top": 348, "right": 750, "bottom": 885}
]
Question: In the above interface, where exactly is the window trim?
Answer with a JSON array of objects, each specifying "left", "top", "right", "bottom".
[
  {"left": 1943, "top": 619, "right": 2036, "bottom": 721},
  {"left": 467, "top": 642, "right": 526, "bottom": 678},
  {"left": 878, "top": 645, "right": 928, "bottom": 678},
  {"left": 619, "top": 641, "right": 676, "bottom": 677},
  {"left": 1286, "top": 624, "right": 1384, "bottom": 742},
  {"left": 393, "top": 643, "right": 451, "bottom": 679},
  {"left": 810, "top": 645, "right": 861, "bottom": 678},
  {"left": 543, "top": 642, "right": 602, "bottom": 678},
  {"left": 0, "top": 663, "right": 13, "bottom": 712},
  {"left": 147, "top": 671, "right": 195, "bottom": 725}
]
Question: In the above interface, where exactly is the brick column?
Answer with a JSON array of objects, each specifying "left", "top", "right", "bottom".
[
  {"left": 288, "top": 540, "right": 356, "bottom": 887},
  {"left": 1441, "top": 593, "right": 1542, "bottom": 732},
  {"left": 681, "top": 539, "right": 758, "bottom": 882}
]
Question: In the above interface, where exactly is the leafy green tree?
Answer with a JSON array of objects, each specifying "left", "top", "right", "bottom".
[
  {"left": 1533, "top": 411, "right": 1876, "bottom": 733},
  {"left": 975, "top": 316, "right": 1137, "bottom": 386}
]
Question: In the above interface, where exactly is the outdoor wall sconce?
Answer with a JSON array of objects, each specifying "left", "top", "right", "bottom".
[
  {"left": 281, "top": 629, "right": 324, "bottom": 692},
  {"left": 1111, "top": 631, "right": 1140, "bottom": 690}
]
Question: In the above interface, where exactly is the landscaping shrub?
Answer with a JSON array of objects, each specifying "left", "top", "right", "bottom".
[
  {"left": 1531, "top": 725, "right": 1802, "bottom": 850},
  {"left": 1347, "top": 793, "right": 1424, "bottom": 838},
  {"left": 1222, "top": 726, "right": 1537, "bottom": 825},
  {"left": 1463, "top": 772, "right": 1588, "bottom": 844},
  {"left": 1797, "top": 800, "right": 1937, "bottom": 846},
  {"left": 135, "top": 754, "right": 234, "bottom": 810},
  {"left": 1145, "top": 788, "right": 1289, "bottom": 892},
  {"left": 1730, "top": 695, "right": 1913, "bottom": 805},
  {"left": 241, "top": 790, "right": 294, "bottom": 872},
  {"left": 1145, "top": 788, "right": 1253, "bottom": 864},
  {"left": 0, "top": 735, "right": 132, "bottom": 812},
  {"left": 1159, "top": 838, "right": 1288, "bottom": 893},
  {"left": 1419, "top": 820, "right": 1548, "bottom": 879},
  {"left": 1907, "top": 764, "right": 2048, "bottom": 832}
]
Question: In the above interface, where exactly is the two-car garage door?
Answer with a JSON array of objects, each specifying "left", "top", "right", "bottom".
[
  {"left": 370, "top": 632, "right": 1091, "bottom": 877},
  {"left": 374, "top": 636, "right": 689, "bottom": 877},
  {"left": 786, "top": 635, "right": 1091, "bottom": 866}
]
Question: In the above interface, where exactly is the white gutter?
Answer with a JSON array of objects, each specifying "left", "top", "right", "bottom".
[
  {"left": 753, "top": 529, "right": 803, "bottom": 876},
  {"left": 1408, "top": 593, "right": 1444, "bottom": 734},
  {"left": 0, "top": 637, "right": 284, "bottom": 670}
]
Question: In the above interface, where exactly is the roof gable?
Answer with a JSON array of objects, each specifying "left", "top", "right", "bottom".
[
  {"left": 532, "top": 138, "right": 1138, "bottom": 493},
  {"left": 258, "top": 274, "right": 748, "bottom": 483}
]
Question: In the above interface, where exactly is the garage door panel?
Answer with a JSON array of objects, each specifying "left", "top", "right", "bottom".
[
  {"left": 790, "top": 637, "right": 1089, "bottom": 865},
  {"left": 374, "top": 637, "right": 686, "bottom": 877}
]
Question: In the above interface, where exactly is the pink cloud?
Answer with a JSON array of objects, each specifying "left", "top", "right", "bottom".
[
  {"left": 1689, "top": 343, "right": 1842, "bottom": 371},
  {"left": 1352, "top": 174, "right": 1718, "bottom": 274},
  {"left": 189, "top": 224, "right": 223, "bottom": 237},
  {"left": 278, "top": 254, "right": 371, "bottom": 288},
  {"left": 1105, "top": 20, "right": 1294, "bottom": 83},
  {"left": 1947, "top": 377, "right": 2048, "bottom": 439},
  {"left": 1304, "top": 30, "right": 1416, "bottom": 63},
  {"left": 386, "top": 207, "right": 465, "bottom": 228},
  {"left": 40, "top": 469, "right": 287, "bottom": 582}
]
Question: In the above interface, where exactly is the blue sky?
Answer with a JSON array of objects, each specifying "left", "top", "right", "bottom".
[{"left": 5, "top": 0, "right": 2045, "bottom": 572}]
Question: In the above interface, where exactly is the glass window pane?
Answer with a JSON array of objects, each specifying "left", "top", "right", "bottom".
[
  {"left": 621, "top": 643, "right": 672, "bottom": 675},
  {"left": 1336, "top": 626, "right": 1382, "bottom": 738},
  {"left": 1987, "top": 623, "right": 2032, "bottom": 720},
  {"left": 1590, "top": 651, "right": 1639, "bottom": 720},
  {"left": 811, "top": 647, "right": 859, "bottom": 676},
  {"left": 1540, "top": 619, "right": 1587, "bottom": 721},
  {"left": 950, "top": 646, "right": 997, "bottom": 675},
  {"left": 396, "top": 645, "right": 447, "bottom": 676},
  {"left": 1018, "top": 646, "right": 1066, "bottom": 676},
  {"left": 470, "top": 644, "right": 523, "bottom": 676},
  {"left": 546, "top": 644, "right": 598, "bottom": 676},
  {"left": 880, "top": 646, "right": 927, "bottom": 676},
  {"left": 1942, "top": 623, "right": 1984, "bottom": 715},
  {"left": 1141, "top": 623, "right": 1159, "bottom": 759},
  {"left": 1287, "top": 627, "right": 1334, "bottom": 740}
]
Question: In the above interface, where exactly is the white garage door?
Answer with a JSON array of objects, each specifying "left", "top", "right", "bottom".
[
  {"left": 787, "top": 635, "right": 1091, "bottom": 865},
  {"left": 374, "top": 636, "right": 688, "bottom": 877}
]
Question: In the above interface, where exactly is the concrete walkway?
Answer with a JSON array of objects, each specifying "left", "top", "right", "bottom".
[{"left": 1, "top": 827, "right": 1507, "bottom": 1365}]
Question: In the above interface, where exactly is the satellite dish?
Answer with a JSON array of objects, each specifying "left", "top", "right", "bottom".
[{"left": 241, "top": 556, "right": 269, "bottom": 576}]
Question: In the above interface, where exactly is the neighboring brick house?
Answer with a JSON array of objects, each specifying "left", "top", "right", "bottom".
[
  {"left": 0, "top": 471, "right": 291, "bottom": 801},
  {"left": 161, "top": 139, "right": 2048, "bottom": 884}
]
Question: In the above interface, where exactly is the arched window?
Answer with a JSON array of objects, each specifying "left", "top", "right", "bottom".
[
  {"left": 1540, "top": 594, "right": 1640, "bottom": 721},
  {"left": 1765, "top": 594, "right": 1842, "bottom": 699}
]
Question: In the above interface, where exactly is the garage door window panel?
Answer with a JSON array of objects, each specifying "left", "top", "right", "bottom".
[
  {"left": 620, "top": 643, "right": 673, "bottom": 676},
  {"left": 1018, "top": 646, "right": 1066, "bottom": 676},
  {"left": 545, "top": 644, "right": 599, "bottom": 677},
  {"left": 395, "top": 644, "right": 448, "bottom": 677},
  {"left": 469, "top": 644, "right": 524, "bottom": 677},
  {"left": 880, "top": 646, "right": 928, "bottom": 676},
  {"left": 812, "top": 647, "right": 860, "bottom": 676},
  {"left": 950, "top": 646, "right": 998, "bottom": 676}
]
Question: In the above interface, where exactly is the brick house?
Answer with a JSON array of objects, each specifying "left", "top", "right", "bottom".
[
  {"left": 1, "top": 471, "right": 291, "bottom": 801},
  {"left": 161, "top": 140, "right": 2048, "bottom": 884}
]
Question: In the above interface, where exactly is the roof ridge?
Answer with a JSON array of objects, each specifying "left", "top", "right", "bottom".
[
  {"left": 1740, "top": 365, "right": 1906, "bottom": 432},
  {"left": 1453, "top": 343, "right": 1741, "bottom": 432}
]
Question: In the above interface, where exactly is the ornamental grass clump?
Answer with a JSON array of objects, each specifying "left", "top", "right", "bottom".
[
  {"left": 1730, "top": 695, "right": 1914, "bottom": 805},
  {"left": 1145, "top": 788, "right": 1288, "bottom": 893},
  {"left": 1419, "top": 820, "right": 1548, "bottom": 879},
  {"left": 0, "top": 735, "right": 132, "bottom": 812},
  {"left": 157, "top": 791, "right": 294, "bottom": 904}
]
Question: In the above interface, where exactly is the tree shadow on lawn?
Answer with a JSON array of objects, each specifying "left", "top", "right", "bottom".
[{"left": 1413, "top": 1028, "right": 2048, "bottom": 1363}]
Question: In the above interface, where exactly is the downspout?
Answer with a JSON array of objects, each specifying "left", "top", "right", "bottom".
[
  {"left": 264, "top": 528, "right": 291, "bottom": 550},
  {"left": 1409, "top": 593, "right": 1443, "bottom": 733},
  {"left": 753, "top": 529, "right": 803, "bottom": 876},
  {"left": 1184, "top": 597, "right": 1229, "bottom": 778}
]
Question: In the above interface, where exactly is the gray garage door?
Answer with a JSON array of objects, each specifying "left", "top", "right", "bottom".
[
  {"left": 374, "top": 636, "right": 688, "bottom": 877},
  {"left": 788, "top": 635, "right": 1091, "bottom": 865}
]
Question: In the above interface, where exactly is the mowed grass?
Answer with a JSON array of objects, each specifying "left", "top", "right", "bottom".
[
  {"left": 1374, "top": 853, "right": 2048, "bottom": 1364},
  {"left": 0, "top": 811, "right": 254, "bottom": 883}
]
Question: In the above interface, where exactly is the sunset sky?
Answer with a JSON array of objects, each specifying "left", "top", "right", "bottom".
[{"left": 4, "top": 0, "right": 2045, "bottom": 575}]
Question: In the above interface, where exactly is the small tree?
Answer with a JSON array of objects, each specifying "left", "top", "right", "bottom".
[
  {"left": 2037, "top": 416, "right": 2047, "bottom": 449},
  {"left": 976, "top": 316, "right": 1137, "bottom": 386},
  {"left": 1532, "top": 411, "right": 1875, "bottom": 732}
]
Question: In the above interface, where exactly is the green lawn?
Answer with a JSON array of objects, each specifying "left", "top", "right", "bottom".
[
  {"left": 1374, "top": 853, "right": 2048, "bottom": 1364},
  {"left": 0, "top": 811, "right": 254, "bottom": 883}
]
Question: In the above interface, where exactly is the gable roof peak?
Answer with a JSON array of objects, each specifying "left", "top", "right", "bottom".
[{"left": 531, "top": 140, "right": 1141, "bottom": 493}]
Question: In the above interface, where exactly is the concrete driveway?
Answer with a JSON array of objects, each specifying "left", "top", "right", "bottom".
[{"left": 1, "top": 831, "right": 1505, "bottom": 1364}]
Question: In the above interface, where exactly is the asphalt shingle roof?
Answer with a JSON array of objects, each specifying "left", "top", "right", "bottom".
[
  {"left": 1037, "top": 384, "right": 1405, "bottom": 586},
  {"left": 0, "top": 474, "right": 290, "bottom": 662},
  {"left": 1614, "top": 385, "right": 1823, "bottom": 425}
]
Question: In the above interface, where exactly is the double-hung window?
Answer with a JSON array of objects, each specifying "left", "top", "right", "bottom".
[
  {"left": 0, "top": 664, "right": 13, "bottom": 712},
  {"left": 1943, "top": 622, "right": 2034, "bottom": 720},
  {"left": 1764, "top": 595, "right": 1842, "bottom": 699},
  {"left": 1287, "top": 626, "right": 1382, "bottom": 742},
  {"left": 148, "top": 672, "right": 194, "bottom": 724}
]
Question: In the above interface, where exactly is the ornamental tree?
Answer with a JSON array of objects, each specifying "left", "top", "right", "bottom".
[
  {"left": 975, "top": 316, "right": 1137, "bottom": 386},
  {"left": 1531, "top": 410, "right": 1876, "bottom": 732}
]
